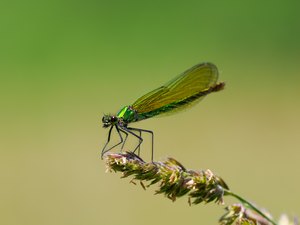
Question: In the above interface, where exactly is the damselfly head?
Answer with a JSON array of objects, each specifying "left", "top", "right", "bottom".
[{"left": 102, "top": 115, "right": 118, "bottom": 128}]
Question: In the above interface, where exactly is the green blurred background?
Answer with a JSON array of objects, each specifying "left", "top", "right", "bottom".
[{"left": 1, "top": 1, "right": 299, "bottom": 224}]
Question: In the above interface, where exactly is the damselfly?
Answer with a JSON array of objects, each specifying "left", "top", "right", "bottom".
[{"left": 101, "top": 62, "right": 225, "bottom": 160}]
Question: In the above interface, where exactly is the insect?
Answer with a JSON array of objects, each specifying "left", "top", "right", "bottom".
[{"left": 101, "top": 62, "right": 225, "bottom": 160}]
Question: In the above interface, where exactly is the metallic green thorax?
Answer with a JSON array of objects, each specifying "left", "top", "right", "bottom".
[
  {"left": 116, "top": 105, "right": 159, "bottom": 124},
  {"left": 117, "top": 106, "right": 139, "bottom": 124}
]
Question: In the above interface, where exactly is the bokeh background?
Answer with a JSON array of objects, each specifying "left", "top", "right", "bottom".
[{"left": 1, "top": 1, "right": 299, "bottom": 225}]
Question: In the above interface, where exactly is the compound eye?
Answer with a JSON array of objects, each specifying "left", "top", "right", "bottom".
[{"left": 102, "top": 116, "right": 111, "bottom": 124}]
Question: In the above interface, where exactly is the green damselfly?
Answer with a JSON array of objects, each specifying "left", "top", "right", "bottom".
[{"left": 101, "top": 62, "right": 225, "bottom": 160}]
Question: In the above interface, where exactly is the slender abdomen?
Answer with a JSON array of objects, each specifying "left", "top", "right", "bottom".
[{"left": 137, "top": 82, "right": 225, "bottom": 121}]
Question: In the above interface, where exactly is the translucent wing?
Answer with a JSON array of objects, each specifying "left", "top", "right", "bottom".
[{"left": 132, "top": 62, "right": 219, "bottom": 114}]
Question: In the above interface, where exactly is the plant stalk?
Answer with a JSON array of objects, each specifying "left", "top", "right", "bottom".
[{"left": 224, "top": 190, "right": 277, "bottom": 225}]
